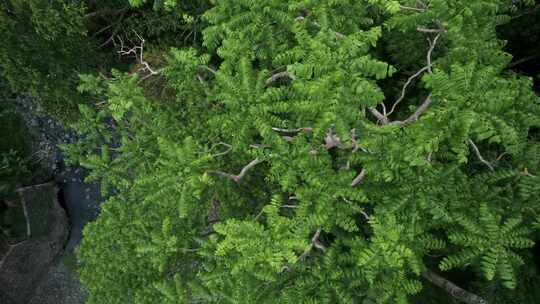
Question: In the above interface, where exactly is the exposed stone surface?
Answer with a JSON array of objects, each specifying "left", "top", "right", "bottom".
[
  {"left": 0, "top": 182, "right": 68, "bottom": 304},
  {"left": 29, "top": 259, "right": 87, "bottom": 304}
]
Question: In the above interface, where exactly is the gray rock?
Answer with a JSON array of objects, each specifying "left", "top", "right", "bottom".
[{"left": 0, "top": 183, "right": 69, "bottom": 304}]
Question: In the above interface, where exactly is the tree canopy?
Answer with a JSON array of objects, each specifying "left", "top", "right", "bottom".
[{"left": 3, "top": 0, "right": 540, "bottom": 303}]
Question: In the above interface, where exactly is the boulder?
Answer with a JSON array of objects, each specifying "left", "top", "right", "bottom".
[{"left": 0, "top": 182, "right": 68, "bottom": 304}]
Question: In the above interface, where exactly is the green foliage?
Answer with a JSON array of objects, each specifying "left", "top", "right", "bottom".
[
  {"left": 0, "top": 0, "right": 97, "bottom": 120},
  {"left": 64, "top": 0, "right": 540, "bottom": 303}
]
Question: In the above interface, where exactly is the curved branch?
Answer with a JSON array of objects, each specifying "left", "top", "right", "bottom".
[{"left": 208, "top": 158, "right": 263, "bottom": 183}]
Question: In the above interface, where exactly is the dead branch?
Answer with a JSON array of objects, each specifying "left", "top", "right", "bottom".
[
  {"left": 422, "top": 270, "right": 487, "bottom": 304},
  {"left": 468, "top": 139, "right": 494, "bottom": 171},
  {"left": 207, "top": 158, "right": 263, "bottom": 183},
  {"left": 117, "top": 33, "right": 163, "bottom": 82},
  {"left": 351, "top": 168, "right": 366, "bottom": 187},
  {"left": 298, "top": 228, "right": 326, "bottom": 261}
]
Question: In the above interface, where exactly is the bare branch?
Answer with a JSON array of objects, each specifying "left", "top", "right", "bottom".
[
  {"left": 387, "top": 65, "right": 431, "bottom": 117},
  {"left": 391, "top": 94, "right": 433, "bottom": 127},
  {"left": 298, "top": 229, "right": 326, "bottom": 261},
  {"left": 271, "top": 127, "right": 313, "bottom": 134},
  {"left": 360, "top": 210, "right": 370, "bottom": 221},
  {"left": 199, "top": 65, "right": 217, "bottom": 75},
  {"left": 417, "top": 27, "right": 445, "bottom": 33},
  {"left": 422, "top": 270, "right": 487, "bottom": 304},
  {"left": 351, "top": 129, "right": 359, "bottom": 152},
  {"left": 507, "top": 54, "right": 539, "bottom": 69},
  {"left": 207, "top": 158, "right": 263, "bottom": 183},
  {"left": 324, "top": 128, "right": 343, "bottom": 149},
  {"left": 426, "top": 33, "right": 441, "bottom": 73},
  {"left": 400, "top": 5, "right": 427, "bottom": 12},
  {"left": 351, "top": 168, "right": 366, "bottom": 187},
  {"left": 368, "top": 107, "right": 389, "bottom": 125},
  {"left": 209, "top": 142, "right": 232, "bottom": 158},
  {"left": 117, "top": 33, "right": 162, "bottom": 82},
  {"left": 388, "top": 33, "right": 439, "bottom": 117},
  {"left": 265, "top": 71, "right": 295, "bottom": 86},
  {"left": 84, "top": 7, "right": 128, "bottom": 19},
  {"left": 468, "top": 139, "right": 494, "bottom": 171}
]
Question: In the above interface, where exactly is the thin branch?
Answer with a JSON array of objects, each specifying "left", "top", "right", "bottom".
[
  {"left": 265, "top": 71, "right": 295, "bottom": 86},
  {"left": 298, "top": 229, "right": 326, "bottom": 261},
  {"left": 84, "top": 7, "right": 128, "bottom": 19},
  {"left": 387, "top": 65, "right": 431, "bottom": 116},
  {"left": 207, "top": 158, "right": 263, "bottom": 183},
  {"left": 271, "top": 127, "right": 313, "bottom": 134},
  {"left": 426, "top": 33, "right": 441, "bottom": 73},
  {"left": 351, "top": 168, "right": 366, "bottom": 187},
  {"left": 199, "top": 65, "right": 217, "bottom": 75},
  {"left": 417, "top": 27, "right": 445, "bottom": 33},
  {"left": 422, "top": 270, "right": 487, "bottom": 304},
  {"left": 507, "top": 54, "right": 539, "bottom": 69},
  {"left": 468, "top": 139, "right": 494, "bottom": 171},
  {"left": 209, "top": 142, "right": 232, "bottom": 158},
  {"left": 387, "top": 33, "right": 439, "bottom": 117},
  {"left": 351, "top": 129, "right": 359, "bottom": 152},
  {"left": 392, "top": 94, "right": 433, "bottom": 127},
  {"left": 400, "top": 5, "right": 427, "bottom": 12},
  {"left": 117, "top": 33, "right": 162, "bottom": 82}
]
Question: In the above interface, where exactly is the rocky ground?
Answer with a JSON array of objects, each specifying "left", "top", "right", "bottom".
[{"left": 13, "top": 96, "right": 105, "bottom": 303}]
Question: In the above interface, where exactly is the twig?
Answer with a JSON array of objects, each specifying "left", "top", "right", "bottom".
[
  {"left": 468, "top": 139, "right": 494, "bottom": 171},
  {"left": 207, "top": 158, "right": 263, "bottom": 183},
  {"left": 351, "top": 168, "right": 366, "bottom": 187},
  {"left": 422, "top": 270, "right": 487, "bottom": 304},
  {"left": 117, "top": 33, "right": 162, "bottom": 82}
]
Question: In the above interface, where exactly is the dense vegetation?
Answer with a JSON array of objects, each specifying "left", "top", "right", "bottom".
[{"left": 2, "top": 0, "right": 540, "bottom": 303}]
